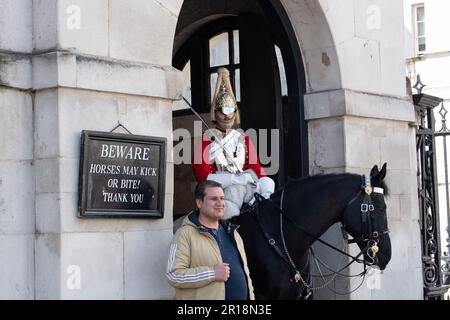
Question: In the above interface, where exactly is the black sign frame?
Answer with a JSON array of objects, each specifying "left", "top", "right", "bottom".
[{"left": 78, "top": 130, "right": 166, "bottom": 219}]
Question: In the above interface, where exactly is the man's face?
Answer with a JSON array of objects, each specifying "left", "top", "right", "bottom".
[
  {"left": 196, "top": 187, "right": 225, "bottom": 221},
  {"left": 215, "top": 109, "right": 236, "bottom": 131}
]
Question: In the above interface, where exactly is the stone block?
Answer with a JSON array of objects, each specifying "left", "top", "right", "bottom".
[
  {"left": 0, "top": 234, "right": 34, "bottom": 299},
  {"left": 36, "top": 233, "right": 127, "bottom": 299},
  {"left": 385, "top": 170, "right": 416, "bottom": 195},
  {"left": 379, "top": 122, "right": 411, "bottom": 171},
  {"left": 76, "top": 55, "right": 183, "bottom": 99},
  {"left": 59, "top": 192, "right": 173, "bottom": 234},
  {"left": 304, "top": 90, "right": 346, "bottom": 120},
  {"left": 399, "top": 194, "right": 417, "bottom": 222},
  {"left": 281, "top": 0, "right": 335, "bottom": 51},
  {"left": 388, "top": 220, "right": 421, "bottom": 272},
  {"left": 35, "top": 157, "right": 80, "bottom": 194},
  {"left": 371, "top": 269, "right": 423, "bottom": 299},
  {"left": 0, "top": 54, "right": 32, "bottom": 89},
  {"left": 35, "top": 158, "right": 59, "bottom": 193},
  {"left": 308, "top": 118, "right": 345, "bottom": 170},
  {"left": 0, "top": 89, "right": 33, "bottom": 160},
  {"left": 59, "top": 192, "right": 128, "bottom": 233},
  {"left": 354, "top": 0, "right": 404, "bottom": 49},
  {"left": 34, "top": 89, "right": 59, "bottom": 159},
  {"left": 305, "top": 89, "right": 415, "bottom": 122},
  {"left": 57, "top": 89, "right": 173, "bottom": 158},
  {"left": 32, "top": 53, "right": 58, "bottom": 89},
  {"left": 59, "top": 158, "right": 80, "bottom": 193},
  {"left": 59, "top": 232, "right": 124, "bottom": 299},
  {"left": 380, "top": 45, "right": 407, "bottom": 97},
  {"left": 39, "top": 233, "right": 127, "bottom": 299},
  {"left": 126, "top": 193, "right": 173, "bottom": 232},
  {"left": 32, "top": 53, "right": 184, "bottom": 100},
  {"left": 337, "top": 37, "right": 382, "bottom": 94},
  {"left": 0, "top": 0, "right": 33, "bottom": 52},
  {"left": 112, "top": 96, "right": 173, "bottom": 138},
  {"left": 32, "top": 52, "right": 77, "bottom": 90},
  {"left": 109, "top": 0, "right": 177, "bottom": 65},
  {"left": 303, "top": 47, "right": 341, "bottom": 92},
  {"left": 344, "top": 118, "right": 382, "bottom": 169},
  {"left": 385, "top": 195, "right": 401, "bottom": 221},
  {"left": 58, "top": 88, "right": 119, "bottom": 158},
  {"left": 0, "top": 161, "right": 34, "bottom": 235},
  {"left": 36, "top": 193, "right": 61, "bottom": 234},
  {"left": 33, "top": 0, "right": 58, "bottom": 51},
  {"left": 57, "top": 0, "right": 109, "bottom": 56},
  {"left": 407, "top": 246, "right": 422, "bottom": 270},
  {"left": 35, "top": 233, "right": 61, "bottom": 299},
  {"left": 320, "top": 0, "right": 355, "bottom": 45},
  {"left": 124, "top": 230, "right": 174, "bottom": 299}
]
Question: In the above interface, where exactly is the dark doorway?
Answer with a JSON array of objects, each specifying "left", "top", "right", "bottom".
[{"left": 172, "top": 0, "right": 307, "bottom": 217}]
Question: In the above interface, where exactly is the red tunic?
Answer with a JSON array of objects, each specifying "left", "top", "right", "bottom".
[{"left": 192, "top": 133, "right": 266, "bottom": 183}]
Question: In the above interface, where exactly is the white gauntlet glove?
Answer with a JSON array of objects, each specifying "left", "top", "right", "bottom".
[
  {"left": 207, "top": 172, "right": 255, "bottom": 188},
  {"left": 231, "top": 172, "right": 255, "bottom": 186}
]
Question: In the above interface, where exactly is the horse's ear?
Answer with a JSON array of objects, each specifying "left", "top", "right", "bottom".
[
  {"left": 371, "top": 163, "right": 387, "bottom": 185},
  {"left": 379, "top": 163, "right": 387, "bottom": 180},
  {"left": 370, "top": 165, "right": 379, "bottom": 178}
]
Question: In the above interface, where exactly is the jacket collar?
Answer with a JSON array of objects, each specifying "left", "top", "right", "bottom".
[{"left": 186, "top": 210, "right": 240, "bottom": 234}]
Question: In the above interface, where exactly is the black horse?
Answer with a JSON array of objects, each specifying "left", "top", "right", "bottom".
[{"left": 234, "top": 164, "right": 391, "bottom": 300}]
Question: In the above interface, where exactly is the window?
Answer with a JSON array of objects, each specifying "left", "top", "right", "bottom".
[
  {"left": 172, "top": 18, "right": 241, "bottom": 115},
  {"left": 208, "top": 30, "right": 241, "bottom": 104},
  {"left": 413, "top": 4, "right": 426, "bottom": 54}
]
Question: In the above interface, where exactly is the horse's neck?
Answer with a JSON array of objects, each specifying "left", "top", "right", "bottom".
[{"left": 281, "top": 175, "right": 359, "bottom": 251}]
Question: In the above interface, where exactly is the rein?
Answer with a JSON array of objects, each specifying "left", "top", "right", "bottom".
[{"left": 253, "top": 174, "right": 388, "bottom": 296}]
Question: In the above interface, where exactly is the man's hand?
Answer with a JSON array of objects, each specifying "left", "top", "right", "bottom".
[{"left": 214, "top": 262, "right": 230, "bottom": 282}]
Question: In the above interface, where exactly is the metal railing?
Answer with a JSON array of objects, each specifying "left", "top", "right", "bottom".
[{"left": 414, "top": 75, "right": 450, "bottom": 299}]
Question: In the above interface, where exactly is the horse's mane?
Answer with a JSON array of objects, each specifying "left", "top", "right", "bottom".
[{"left": 273, "top": 172, "right": 389, "bottom": 196}]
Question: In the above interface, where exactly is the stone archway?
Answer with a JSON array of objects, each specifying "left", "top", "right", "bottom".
[
  {"left": 169, "top": 0, "right": 342, "bottom": 93},
  {"left": 169, "top": 0, "right": 337, "bottom": 217},
  {"left": 168, "top": 0, "right": 422, "bottom": 300}
]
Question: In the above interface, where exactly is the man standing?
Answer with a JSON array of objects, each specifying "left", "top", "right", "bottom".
[
  {"left": 192, "top": 67, "right": 274, "bottom": 219},
  {"left": 166, "top": 180, "right": 254, "bottom": 300}
]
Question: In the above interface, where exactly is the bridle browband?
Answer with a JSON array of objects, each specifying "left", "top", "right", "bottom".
[{"left": 253, "top": 174, "right": 389, "bottom": 297}]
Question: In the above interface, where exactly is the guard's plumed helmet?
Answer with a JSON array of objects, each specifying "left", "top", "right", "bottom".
[{"left": 211, "top": 67, "right": 240, "bottom": 125}]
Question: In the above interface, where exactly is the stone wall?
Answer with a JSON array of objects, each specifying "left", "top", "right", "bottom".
[
  {"left": 0, "top": 0, "right": 35, "bottom": 299},
  {"left": 0, "top": 0, "right": 424, "bottom": 299},
  {"left": 280, "top": 0, "right": 423, "bottom": 299},
  {"left": 1, "top": 0, "right": 183, "bottom": 299}
]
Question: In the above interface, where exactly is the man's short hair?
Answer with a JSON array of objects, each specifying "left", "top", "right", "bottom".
[{"left": 195, "top": 180, "right": 223, "bottom": 200}]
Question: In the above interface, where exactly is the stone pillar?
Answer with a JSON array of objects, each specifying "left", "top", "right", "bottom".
[
  {"left": 0, "top": 0, "right": 35, "bottom": 299},
  {"left": 8, "top": 0, "right": 183, "bottom": 299},
  {"left": 305, "top": 90, "right": 422, "bottom": 299},
  {"left": 283, "top": 0, "right": 423, "bottom": 299}
]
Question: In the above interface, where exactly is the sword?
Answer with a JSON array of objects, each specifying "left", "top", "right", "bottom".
[{"left": 182, "top": 97, "right": 244, "bottom": 174}]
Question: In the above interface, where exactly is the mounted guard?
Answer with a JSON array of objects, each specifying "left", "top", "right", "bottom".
[{"left": 192, "top": 67, "right": 275, "bottom": 219}]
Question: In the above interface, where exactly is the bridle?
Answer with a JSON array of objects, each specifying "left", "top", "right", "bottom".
[
  {"left": 341, "top": 175, "right": 390, "bottom": 264},
  {"left": 253, "top": 174, "right": 389, "bottom": 298}
]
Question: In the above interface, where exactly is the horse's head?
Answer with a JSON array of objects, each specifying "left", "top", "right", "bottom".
[{"left": 343, "top": 163, "right": 391, "bottom": 270}]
